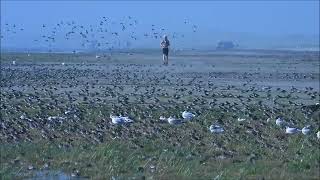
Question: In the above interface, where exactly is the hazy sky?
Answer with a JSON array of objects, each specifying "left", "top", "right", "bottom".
[{"left": 1, "top": 1, "right": 319, "bottom": 50}]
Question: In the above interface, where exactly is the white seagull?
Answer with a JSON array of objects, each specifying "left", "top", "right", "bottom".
[
  {"left": 110, "top": 115, "right": 133, "bottom": 124},
  {"left": 159, "top": 116, "right": 166, "bottom": 121},
  {"left": 64, "top": 110, "right": 72, "bottom": 115},
  {"left": 47, "top": 116, "right": 65, "bottom": 121},
  {"left": 276, "top": 117, "right": 285, "bottom": 126},
  {"left": 12, "top": 61, "right": 16, "bottom": 65},
  {"left": 209, "top": 125, "right": 224, "bottom": 134},
  {"left": 285, "top": 127, "right": 300, "bottom": 134},
  {"left": 317, "top": 131, "right": 320, "bottom": 139},
  {"left": 237, "top": 118, "right": 246, "bottom": 122},
  {"left": 110, "top": 115, "right": 124, "bottom": 124},
  {"left": 301, "top": 126, "right": 311, "bottom": 135},
  {"left": 167, "top": 116, "right": 183, "bottom": 125},
  {"left": 182, "top": 111, "right": 195, "bottom": 120},
  {"left": 119, "top": 115, "right": 134, "bottom": 123}
]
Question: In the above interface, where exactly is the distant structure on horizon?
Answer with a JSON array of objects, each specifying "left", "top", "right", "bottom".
[{"left": 216, "top": 41, "right": 238, "bottom": 50}]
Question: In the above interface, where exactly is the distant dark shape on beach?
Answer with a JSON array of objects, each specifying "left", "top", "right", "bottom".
[{"left": 216, "top": 41, "right": 238, "bottom": 50}]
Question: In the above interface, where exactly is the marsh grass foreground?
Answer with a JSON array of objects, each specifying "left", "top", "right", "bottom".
[{"left": 1, "top": 133, "right": 319, "bottom": 179}]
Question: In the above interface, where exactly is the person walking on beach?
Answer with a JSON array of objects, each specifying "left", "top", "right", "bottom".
[{"left": 160, "top": 35, "right": 170, "bottom": 65}]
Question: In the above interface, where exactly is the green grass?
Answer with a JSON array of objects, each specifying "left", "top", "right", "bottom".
[{"left": 1, "top": 133, "right": 319, "bottom": 179}]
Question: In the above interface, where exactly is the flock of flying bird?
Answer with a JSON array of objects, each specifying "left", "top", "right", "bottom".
[{"left": 2, "top": 16, "right": 198, "bottom": 51}]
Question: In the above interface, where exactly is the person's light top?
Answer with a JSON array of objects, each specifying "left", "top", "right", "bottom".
[{"left": 161, "top": 39, "right": 170, "bottom": 48}]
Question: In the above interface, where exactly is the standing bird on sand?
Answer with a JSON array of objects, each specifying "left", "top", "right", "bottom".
[{"left": 160, "top": 35, "right": 170, "bottom": 65}]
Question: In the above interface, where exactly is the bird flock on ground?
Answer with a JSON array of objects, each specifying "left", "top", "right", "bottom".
[{"left": 1, "top": 53, "right": 320, "bottom": 145}]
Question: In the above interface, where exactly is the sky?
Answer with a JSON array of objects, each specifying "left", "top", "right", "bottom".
[{"left": 1, "top": 1, "right": 319, "bottom": 50}]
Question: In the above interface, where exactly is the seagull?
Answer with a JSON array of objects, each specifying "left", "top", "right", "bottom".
[
  {"left": 110, "top": 115, "right": 133, "bottom": 124},
  {"left": 12, "top": 61, "right": 16, "bottom": 65},
  {"left": 61, "top": 62, "right": 65, "bottom": 65},
  {"left": 276, "top": 117, "right": 285, "bottom": 126},
  {"left": 119, "top": 115, "right": 134, "bottom": 123},
  {"left": 301, "top": 126, "right": 311, "bottom": 135},
  {"left": 110, "top": 115, "right": 124, "bottom": 124},
  {"left": 209, "top": 125, "right": 224, "bottom": 134},
  {"left": 237, "top": 118, "right": 246, "bottom": 122},
  {"left": 64, "top": 110, "right": 72, "bottom": 115},
  {"left": 159, "top": 116, "right": 166, "bottom": 121},
  {"left": 285, "top": 127, "right": 300, "bottom": 134},
  {"left": 317, "top": 131, "right": 320, "bottom": 139},
  {"left": 167, "top": 117, "right": 183, "bottom": 125},
  {"left": 182, "top": 111, "right": 195, "bottom": 120}
]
